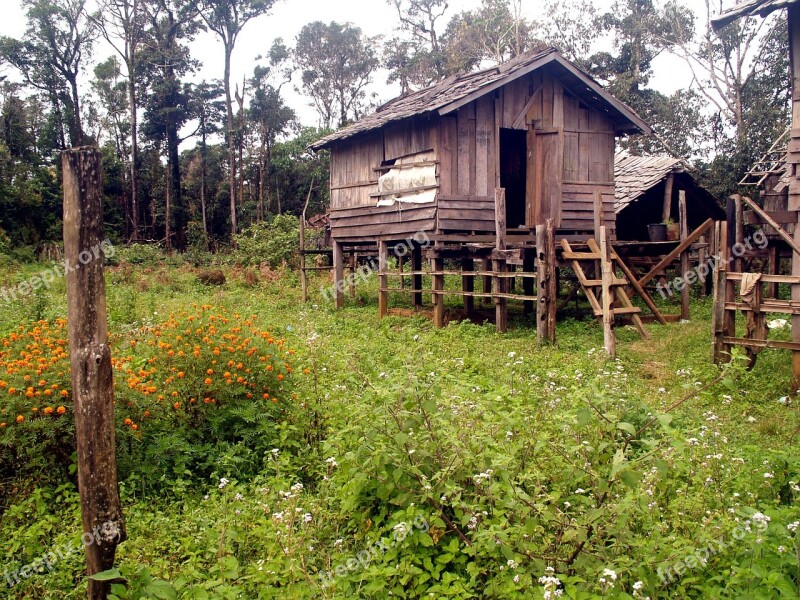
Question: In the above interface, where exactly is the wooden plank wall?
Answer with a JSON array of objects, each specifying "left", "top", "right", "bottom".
[
  {"left": 436, "top": 67, "right": 617, "bottom": 235},
  {"left": 330, "top": 132, "right": 384, "bottom": 210}
]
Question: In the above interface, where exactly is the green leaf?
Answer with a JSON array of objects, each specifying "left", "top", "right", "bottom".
[
  {"left": 146, "top": 580, "right": 177, "bottom": 600},
  {"left": 89, "top": 568, "right": 123, "bottom": 582},
  {"left": 617, "top": 422, "right": 636, "bottom": 436},
  {"left": 620, "top": 469, "right": 641, "bottom": 489}
]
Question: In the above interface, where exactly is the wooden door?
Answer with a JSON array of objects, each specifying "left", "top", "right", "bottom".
[{"left": 527, "top": 129, "right": 563, "bottom": 228}]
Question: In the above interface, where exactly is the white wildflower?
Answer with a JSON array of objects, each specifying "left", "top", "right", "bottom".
[
  {"left": 218, "top": 477, "right": 230, "bottom": 489},
  {"left": 788, "top": 521, "right": 799, "bottom": 533}
]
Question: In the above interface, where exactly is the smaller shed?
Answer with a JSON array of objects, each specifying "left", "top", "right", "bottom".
[{"left": 614, "top": 155, "right": 723, "bottom": 241}]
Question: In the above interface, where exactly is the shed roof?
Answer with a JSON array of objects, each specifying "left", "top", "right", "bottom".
[
  {"left": 311, "top": 48, "right": 651, "bottom": 151},
  {"left": 614, "top": 155, "right": 687, "bottom": 213},
  {"left": 712, "top": 0, "right": 797, "bottom": 30},
  {"left": 614, "top": 154, "right": 724, "bottom": 217}
]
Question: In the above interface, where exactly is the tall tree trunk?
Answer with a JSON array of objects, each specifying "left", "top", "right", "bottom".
[
  {"left": 128, "top": 65, "right": 140, "bottom": 242},
  {"left": 167, "top": 121, "right": 185, "bottom": 251},
  {"left": 165, "top": 141, "right": 171, "bottom": 252},
  {"left": 223, "top": 44, "right": 237, "bottom": 245},
  {"left": 200, "top": 127, "right": 208, "bottom": 244},
  {"left": 67, "top": 76, "right": 84, "bottom": 146}
]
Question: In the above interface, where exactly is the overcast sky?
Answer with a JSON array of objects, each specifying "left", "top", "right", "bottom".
[{"left": 1, "top": 0, "right": 698, "bottom": 133}]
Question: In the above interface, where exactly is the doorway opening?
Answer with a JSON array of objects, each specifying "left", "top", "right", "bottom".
[{"left": 499, "top": 128, "right": 528, "bottom": 229}]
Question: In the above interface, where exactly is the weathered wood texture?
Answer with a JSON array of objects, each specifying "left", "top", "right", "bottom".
[{"left": 62, "top": 147, "right": 126, "bottom": 600}]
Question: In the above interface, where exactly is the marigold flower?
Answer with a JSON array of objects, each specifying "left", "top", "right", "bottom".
[
  {"left": 173, "top": 402, "right": 181, "bottom": 410},
  {"left": 61, "top": 390, "right": 68, "bottom": 397},
  {"left": 131, "top": 424, "right": 138, "bottom": 430},
  {"left": 204, "top": 378, "right": 212, "bottom": 385},
  {"left": 8, "top": 388, "right": 16, "bottom": 394},
  {"left": 56, "top": 406, "right": 66, "bottom": 415},
  {"left": 0, "top": 422, "right": 6, "bottom": 428},
  {"left": 16, "top": 415, "right": 24, "bottom": 423},
  {"left": 144, "top": 411, "right": 151, "bottom": 418},
  {"left": 124, "top": 418, "right": 132, "bottom": 426}
]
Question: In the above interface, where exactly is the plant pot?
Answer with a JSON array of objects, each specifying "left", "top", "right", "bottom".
[
  {"left": 666, "top": 223, "right": 680, "bottom": 241},
  {"left": 647, "top": 223, "right": 667, "bottom": 242}
]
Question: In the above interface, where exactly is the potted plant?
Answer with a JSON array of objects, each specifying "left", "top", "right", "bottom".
[
  {"left": 647, "top": 223, "right": 667, "bottom": 242},
  {"left": 664, "top": 218, "right": 680, "bottom": 241}
]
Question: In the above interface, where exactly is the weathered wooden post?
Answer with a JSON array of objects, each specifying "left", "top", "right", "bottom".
[
  {"left": 461, "top": 257, "right": 474, "bottom": 315},
  {"left": 378, "top": 240, "right": 389, "bottom": 318},
  {"left": 679, "top": 191, "right": 690, "bottom": 320},
  {"left": 332, "top": 240, "right": 345, "bottom": 309},
  {"left": 599, "top": 226, "right": 616, "bottom": 358},
  {"left": 662, "top": 172, "right": 674, "bottom": 223},
  {"left": 494, "top": 188, "right": 508, "bottom": 333},
  {"left": 536, "top": 219, "right": 557, "bottom": 343},
  {"left": 62, "top": 147, "right": 126, "bottom": 600},
  {"left": 432, "top": 253, "right": 445, "bottom": 328}
]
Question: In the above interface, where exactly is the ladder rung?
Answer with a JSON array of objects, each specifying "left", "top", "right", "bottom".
[{"left": 562, "top": 251, "right": 600, "bottom": 260}]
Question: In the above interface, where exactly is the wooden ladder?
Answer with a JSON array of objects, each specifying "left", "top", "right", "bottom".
[{"left": 560, "top": 238, "right": 650, "bottom": 339}]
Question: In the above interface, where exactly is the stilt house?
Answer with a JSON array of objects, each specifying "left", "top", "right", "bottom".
[{"left": 311, "top": 48, "right": 652, "bottom": 246}]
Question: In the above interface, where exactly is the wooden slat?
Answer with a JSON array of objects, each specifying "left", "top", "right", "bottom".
[{"left": 633, "top": 219, "right": 714, "bottom": 291}]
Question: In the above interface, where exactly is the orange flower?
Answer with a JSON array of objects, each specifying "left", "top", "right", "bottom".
[
  {"left": 56, "top": 406, "right": 66, "bottom": 415},
  {"left": 131, "top": 424, "right": 138, "bottom": 430},
  {"left": 8, "top": 387, "right": 16, "bottom": 395},
  {"left": 0, "top": 422, "right": 6, "bottom": 428},
  {"left": 206, "top": 369, "right": 214, "bottom": 375},
  {"left": 204, "top": 378, "right": 212, "bottom": 385},
  {"left": 144, "top": 411, "right": 151, "bottom": 418},
  {"left": 177, "top": 372, "right": 185, "bottom": 378},
  {"left": 16, "top": 415, "right": 24, "bottom": 423},
  {"left": 277, "top": 374, "right": 284, "bottom": 381},
  {"left": 31, "top": 407, "right": 39, "bottom": 413},
  {"left": 60, "top": 390, "right": 68, "bottom": 397},
  {"left": 173, "top": 402, "right": 181, "bottom": 410},
  {"left": 43, "top": 407, "right": 54, "bottom": 415},
  {"left": 124, "top": 418, "right": 133, "bottom": 426}
]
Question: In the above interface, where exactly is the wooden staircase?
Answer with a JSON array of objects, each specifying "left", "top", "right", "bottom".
[{"left": 560, "top": 237, "right": 650, "bottom": 341}]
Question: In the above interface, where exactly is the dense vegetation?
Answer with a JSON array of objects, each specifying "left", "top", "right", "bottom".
[
  {"left": 0, "top": 249, "right": 798, "bottom": 598},
  {"left": 0, "top": 0, "right": 792, "bottom": 252}
]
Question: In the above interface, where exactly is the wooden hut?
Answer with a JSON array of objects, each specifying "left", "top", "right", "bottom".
[
  {"left": 614, "top": 155, "right": 723, "bottom": 242},
  {"left": 311, "top": 48, "right": 651, "bottom": 250}
]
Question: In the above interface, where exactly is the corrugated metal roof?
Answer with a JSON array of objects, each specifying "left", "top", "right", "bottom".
[
  {"left": 311, "top": 48, "right": 651, "bottom": 150},
  {"left": 712, "top": 0, "right": 796, "bottom": 30},
  {"left": 614, "top": 155, "right": 685, "bottom": 213}
]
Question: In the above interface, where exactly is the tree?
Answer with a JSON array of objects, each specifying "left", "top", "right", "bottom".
[
  {"left": 90, "top": 0, "right": 146, "bottom": 240},
  {"left": 532, "top": 0, "right": 599, "bottom": 65},
  {"left": 186, "top": 80, "right": 224, "bottom": 241},
  {"left": 200, "top": 0, "right": 278, "bottom": 243},
  {"left": 249, "top": 41, "right": 295, "bottom": 220},
  {"left": 384, "top": 0, "right": 449, "bottom": 91},
  {"left": 0, "top": 0, "right": 95, "bottom": 147},
  {"left": 141, "top": 0, "right": 200, "bottom": 251},
  {"left": 442, "top": 0, "right": 536, "bottom": 69},
  {"left": 294, "top": 21, "right": 379, "bottom": 129}
]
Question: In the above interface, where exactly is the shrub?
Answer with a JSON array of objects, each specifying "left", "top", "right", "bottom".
[{"left": 234, "top": 215, "right": 301, "bottom": 268}]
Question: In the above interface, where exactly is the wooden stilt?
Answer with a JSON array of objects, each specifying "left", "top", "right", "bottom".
[
  {"left": 698, "top": 235, "right": 708, "bottom": 297},
  {"left": 378, "top": 240, "right": 389, "bottom": 318},
  {"left": 494, "top": 258, "right": 508, "bottom": 333},
  {"left": 482, "top": 259, "right": 492, "bottom": 304},
  {"left": 412, "top": 244, "right": 423, "bottom": 307},
  {"left": 712, "top": 221, "right": 727, "bottom": 363},
  {"left": 432, "top": 255, "right": 445, "bottom": 328},
  {"left": 349, "top": 252, "right": 357, "bottom": 298},
  {"left": 536, "top": 219, "right": 557, "bottom": 343},
  {"left": 600, "top": 226, "right": 616, "bottom": 358},
  {"left": 679, "top": 191, "right": 690, "bottom": 320},
  {"left": 333, "top": 240, "right": 345, "bottom": 309},
  {"left": 768, "top": 244, "right": 780, "bottom": 299},
  {"left": 662, "top": 173, "right": 674, "bottom": 223},
  {"left": 462, "top": 257, "right": 475, "bottom": 315}
]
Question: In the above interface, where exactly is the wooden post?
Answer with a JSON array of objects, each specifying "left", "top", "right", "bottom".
[
  {"left": 432, "top": 255, "right": 445, "bottom": 328},
  {"left": 662, "top": 173, "right": 674, "bottom": 223},
  {"left": 679, "top": 191, "right": 690, "bottom": 320},
  {"left": 712, "top": 221, "right": 727, "bottom": 363},
  {"left": 332, "top": 240, "right": 345, "bottom": 309},
  {"left": 494, "top": 188, "right": 508, "bottom": 332},
  {"left": 378, "top": 240, "right": 389, "bottom": 318},
  {"left": 790, "top": 2, "right": 800, "bottom": 387},
  {"left": 768, "top": 245, "right": 779, "bottom": 299},
  {"left": 593, "top": 190, "right": 604, "bottom": 241},
  {"left": 62, "top": 147, "right": 126, "bottom": 600},
  {"left": 462, "top": 257, "right": 474, "bottom": 315},
  {"left": 599, "top": 225, "right": 616, "bottom": 358},
  {"left": 494, "top": 257, "right": 508, "bottom": 333},
  {"left": 349, "top": 252, "right": 357, "bottom": 299},
  {"left": 398, "top": 253, "right": 405, "bottom": 290},
  {"left": 411, "top": 244, "right": 423, "bottom": 307},
  {"left": 698, "top": 235, "right": 708, "bottom": 297},
  {"left": 735, "top": 195, "right": 745, "bottom": 273},
  {"left": 726, "top": 196, "right": 737, "bottom": 270},
  {"left": 482, "top": 259, "right": 492, "bottom": 304},
  {"left": 536, "top": 219, "right": 557, "bottom": 343}
]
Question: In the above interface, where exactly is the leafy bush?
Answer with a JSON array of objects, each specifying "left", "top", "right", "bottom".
[
  {"left": 0, "top": 308, "right": 313, "bottom": 500},
  {"left": 233, "top": 215, "right": 301, "bottom": 268}
]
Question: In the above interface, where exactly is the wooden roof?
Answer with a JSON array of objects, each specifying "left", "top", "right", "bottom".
[
  {"left": 614, "top": 155, "right": 687, "bottom": 213},
  {"left": 614, "top": 154, "right": 724, "bottom": 217},
  {"left": 311, "top": 48, "right": 652, "bottom": 151},
  {"left": 712, "top": 0, "right": 797, "bottom": 30}
]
